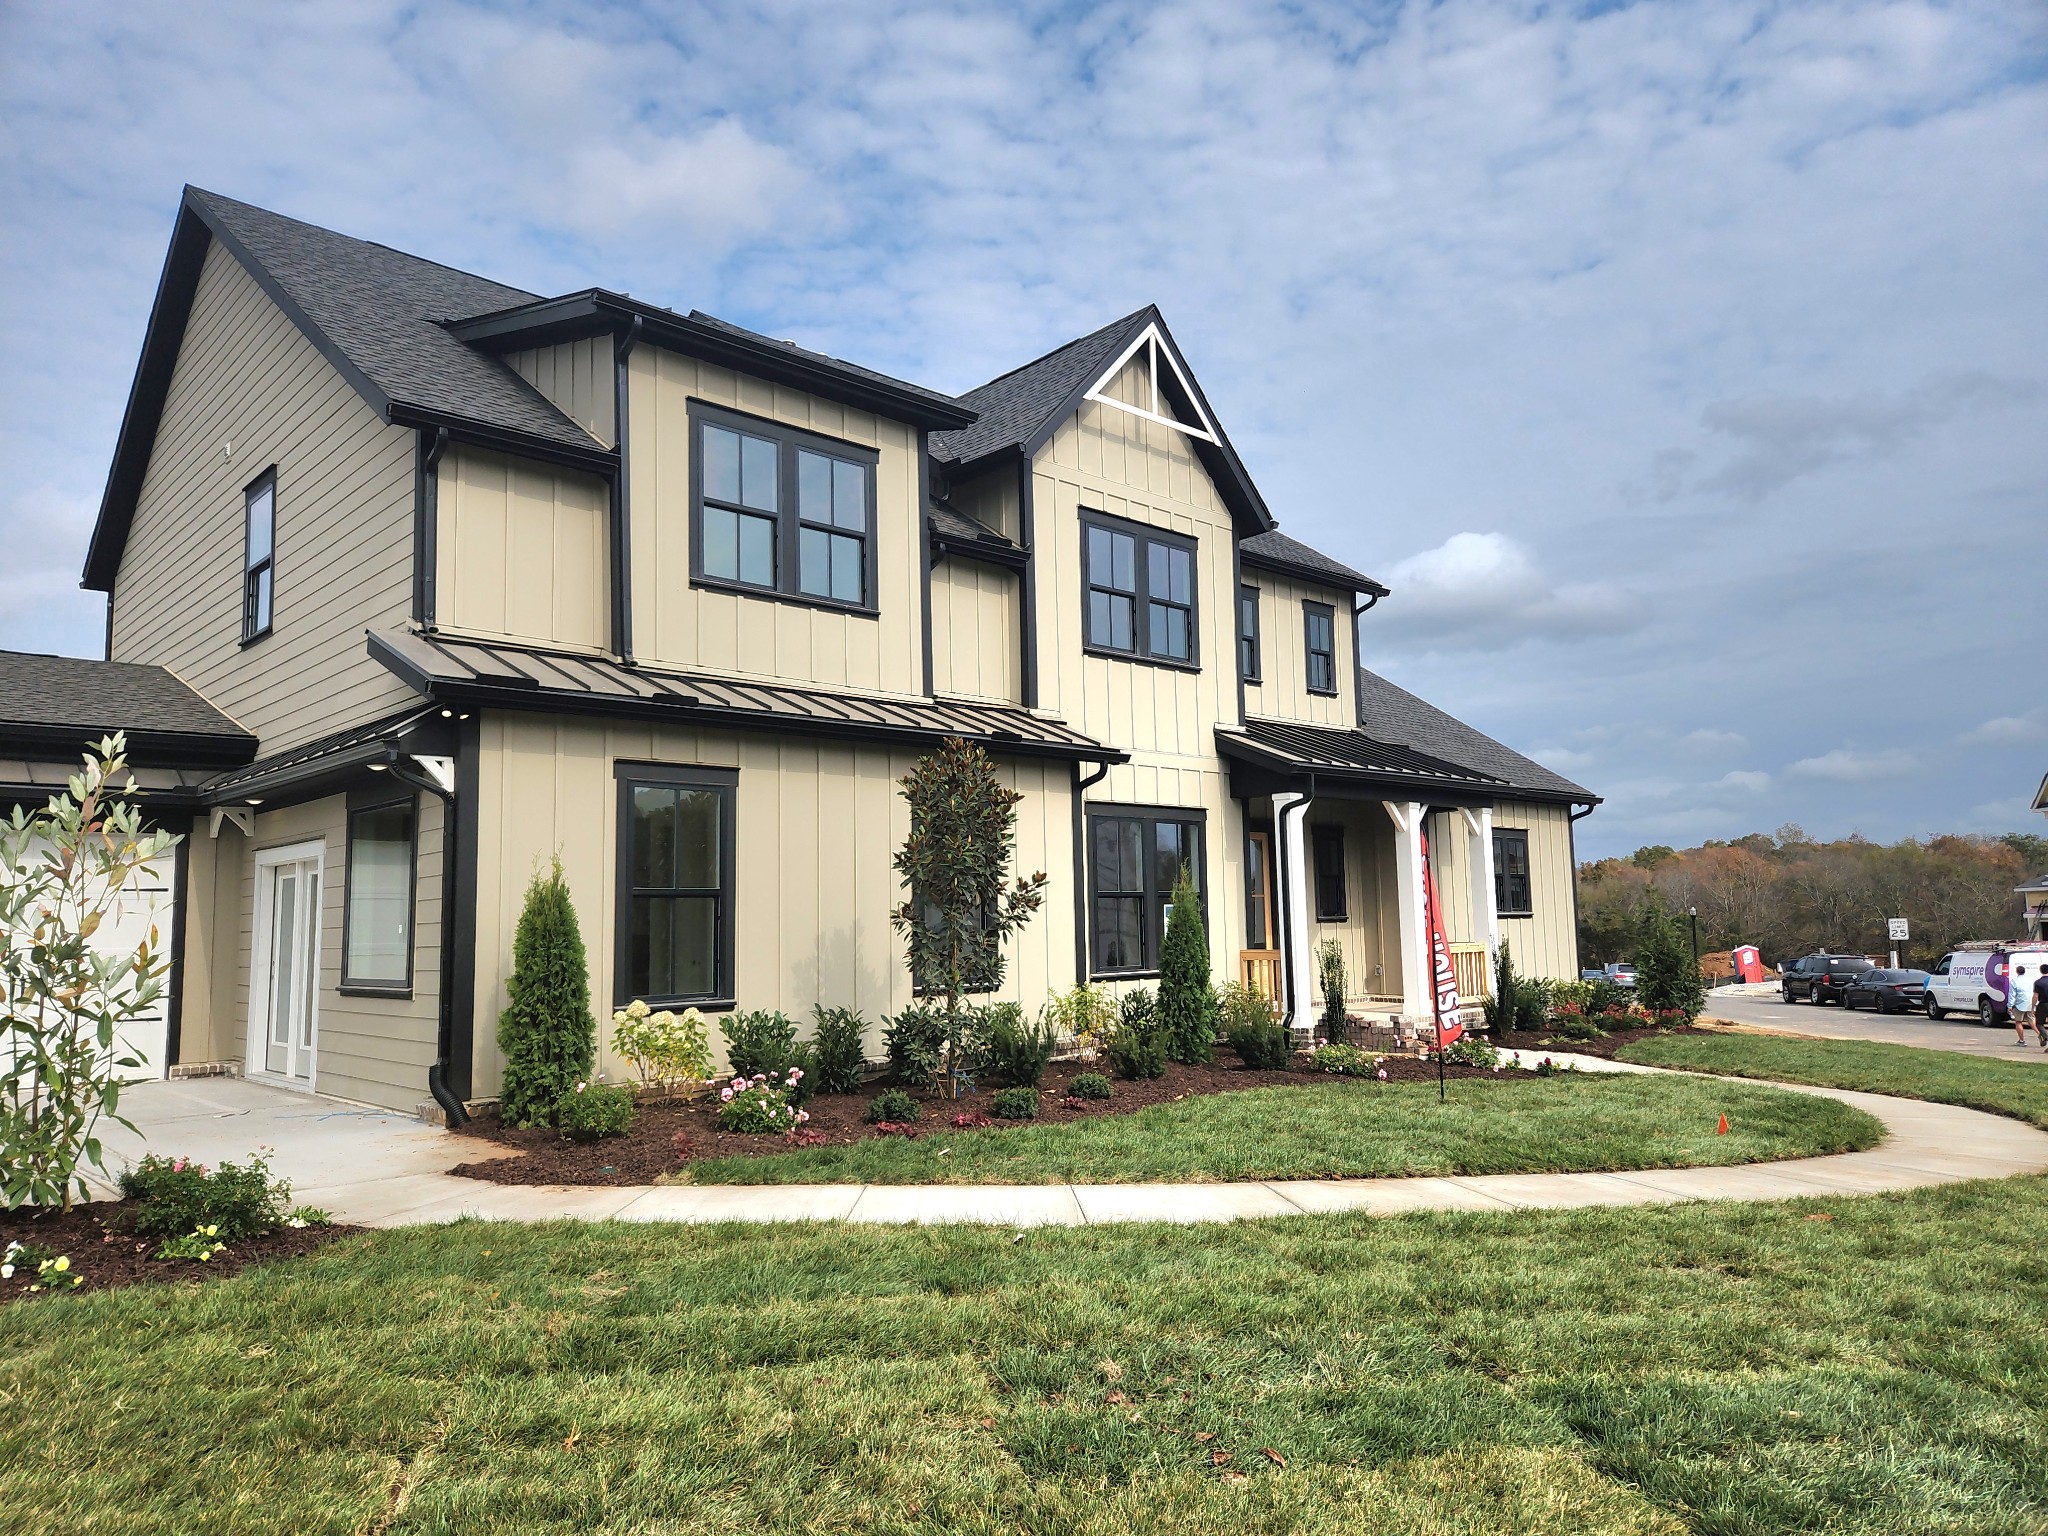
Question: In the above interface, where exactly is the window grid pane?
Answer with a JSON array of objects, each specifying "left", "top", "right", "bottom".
[
  {"left": 345, "top": 803, "right": 412, "bottom": 984},
  {"left": 700, "top": 415, "right": 871, "bottom": 608},
  {"left": 1090, "top": 813, "right": 1201, "bottom": 973},
  {"left": 624, "top": 776, "right": 731, "bottom": 1002}
]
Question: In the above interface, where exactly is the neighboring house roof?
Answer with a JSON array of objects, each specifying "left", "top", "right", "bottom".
[
  {"left": 1354, "top": 667, "right": 1598, "bottom": 805},
  {"left": 2034, "top": 770, "right": 2048, "bottom": 814},
  {"left": 931, "top": 305, "right": 1277, "bottom": 535},
  {"left": 1240, "top": 530, "right": 1388, "bottom": 597},
  {"left": 0, "top": 649, "right": 256, "bottom": 764},
  {"left": 1217, "top": 717, "right": 1505, "bottom": 797},
  {"left": 2017, "top": 873, "right": 2048, "bottom": 895},
  {"left": 369, "top": 630, "right": 1123, "bottom": 764}
]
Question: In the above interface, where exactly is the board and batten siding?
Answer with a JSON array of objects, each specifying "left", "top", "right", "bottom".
[
  {"left": 467, "top": 712, "right": 1076, "bottom": 1092},
  {"left": 434, "top": 445, "right": 609, "bottom": 651},
  {"left": 1306, "top": 801, "right": 1403, "bottom": 1007},
  {"left": 108, "top": 237, "right": 419, "bottom": 752},
  {"left": 1029, "top": 353, "right": 1250, "bottom": 976},
  {"left": 504, "top": 339, "right": 614, "bottom": 447},
  {"left": 1494, "top": 800, "right": 1580, "bottom": 981},
  {"left": 947, "top": 465, "right": 1020, "bottom": 542},
  {"left": 624, "top": 348, "right": 925, "bottom": 696},
  {"left": 223, "top": 792, "right": 444, "bottom": 1112},
  {"left": 929, "top": 561, "right": 1022, "bottom": 703},
  {"left": 1242, "top": 573, "right": 1357, "bottom": 731}
]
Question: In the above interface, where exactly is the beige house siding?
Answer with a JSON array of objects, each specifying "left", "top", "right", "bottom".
[
  {"left": 625, "top": 347, "right": 924, "bottom": 695},
  {"left": 468, "top": 712, "right": 1076, "bottom": 1091},
  {"left": 1243, "top": 574, "right": 1356, "bottom": 730},
  {"left": 215, "top": 792, "right": 445, "bottom": 1111},
  {"left": 1306, "top": 802, "right": 1403, "bottom": 1009},
  {"left": 505, "top": 339, "right": 614, "bottom": 446},
  {"left": 108, "top": 238, "right": 419, "bottom": 751},
  {"left": 947, "top": 464, "right": 1020, "bottom": 541},
  {"left": 435, "top": 445, "right": 609, "bottom": 651},
  {"left": 1495, "top": 801, "right": 1580, "bottom": 981},
  {"left": 930, "top": 561, "right": 1022, "bottom": 703}
]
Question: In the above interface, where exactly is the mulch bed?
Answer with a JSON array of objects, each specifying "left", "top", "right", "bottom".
[
  {"left": 448, "top": 1046, "right": 1527, "bottom": 1187},
  {"left": 1495, "top": 1021, "right": 1730, "bottom": 1061},
  {"left": 1, "top": 1204, "right": 361, "bottom": 1308}
]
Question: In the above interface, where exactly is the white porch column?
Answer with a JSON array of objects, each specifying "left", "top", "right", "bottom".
[
  {"left": 1461, "top": 805, "right": 1499, "bottom": 967},
  {"left": 1382, "top": 800, "right": 1431, "bottom": 1022},
  {"left": 1272, "top": 791, "right": 1316, "bottom": 1037}
]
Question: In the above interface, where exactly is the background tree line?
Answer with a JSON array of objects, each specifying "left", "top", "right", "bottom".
[{"left": 1578, "top": 827, "right": 2046, "bottom": 971}]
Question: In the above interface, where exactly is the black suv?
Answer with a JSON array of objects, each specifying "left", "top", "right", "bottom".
[{"left": 1781, "top": 953, "right": 1875, "bottom": 1005}]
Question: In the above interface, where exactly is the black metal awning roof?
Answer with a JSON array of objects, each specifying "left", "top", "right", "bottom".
[
  {"left": 370, "top": 630, "right": 1122, "bottom": 764},
  {"left": 1216, "top": 717, "right": 1507, "bottom": 802}
]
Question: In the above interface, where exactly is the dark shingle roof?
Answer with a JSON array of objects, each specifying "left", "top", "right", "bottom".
[
  {"left": 928, "top": 500, "right": 1022, "bottom": 562},
  {"left": 1354, "top": 668, "right": 1597, "bottom": 803},
  {"left": 186, "top": 189, "right": 598, "bottom": 452},
  {"left": 1240, "top": 530, "right": 1387, "bottom": 596},
  {"left": 0, "top": 651, "right": 251, "bottom": 742},
  {"left": 930, "top": 309, "right": 1153, "bottom": 467}
]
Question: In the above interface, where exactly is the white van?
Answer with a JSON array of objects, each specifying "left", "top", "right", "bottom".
[{"left": 1925, "top": 945, "right": 2048, "bottom": 1025}]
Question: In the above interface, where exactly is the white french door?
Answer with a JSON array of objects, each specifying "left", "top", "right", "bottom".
[{"left": 250, "top": 841, "right": 323, "bottom": 1087}]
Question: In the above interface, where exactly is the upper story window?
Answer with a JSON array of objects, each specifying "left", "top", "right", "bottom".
[
  {"left": 1493, "top": 829, "right": 1533, "bottom": 917},
  {"left": 1304, "top": 600, "right": 1337, "bottom": 695},
  {"left": 690, "top": 403, "right": 877, "bottom": 614},
  {"left": 242, "top": 469, "right": 275, "bottom": 643},
  {"left": 1239, "top": 585, "right": 1261, "bottom": 682},
  {"left": 1082, "top": 512, "right": 1198, "bottom": 668}
]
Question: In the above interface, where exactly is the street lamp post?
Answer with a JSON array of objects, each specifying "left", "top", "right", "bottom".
[{"left": 1688, "top": 906, "right": 1700, "bottom": 972}]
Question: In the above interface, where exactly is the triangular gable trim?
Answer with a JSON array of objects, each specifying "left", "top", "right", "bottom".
[{"left": 1080, "top": 322, "right": 1219, "bottom": 444}]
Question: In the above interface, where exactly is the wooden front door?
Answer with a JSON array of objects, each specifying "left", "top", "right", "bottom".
[{"left": 1240, "top": 830, "right": 1283, "bottom": 1005}]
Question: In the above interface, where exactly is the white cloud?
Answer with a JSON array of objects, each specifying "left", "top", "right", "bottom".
[
  {"left": 1372, "top": 532, "right": 1644, "bottom": 653},
  {"left": 1785, "top": 748, "right": 1919, "bottom": 784},
  {"left": 1530, "top": 744, "right": 1597, "bottom": 774},
  {"left": 1682, "top": 729, "right": 1749, "bottom": 755},
  {"left": 1964, "top": 708, "right": 2048, "bottom": 747},
  {"left": 1717, "top": 770, "right": 1772, "bottom": 793}
]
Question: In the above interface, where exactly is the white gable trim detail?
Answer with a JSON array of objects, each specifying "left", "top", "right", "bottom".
[{"left": 1081, "top": 323, "right": 1220, "bottom": 445}]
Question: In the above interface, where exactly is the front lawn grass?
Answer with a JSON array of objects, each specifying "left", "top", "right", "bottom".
[
  {"left": 682, "top": 1072, "right": 1880, "bottom": 1184},
  {"left": 1619, "top": 1031, "right": 2048, "bottom": 1130},
  {"left": 6, "top": 1177, "right": 2048, "bottom": 1534}
]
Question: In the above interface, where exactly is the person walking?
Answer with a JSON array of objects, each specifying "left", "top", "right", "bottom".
[{"left": 2034, "top": 968, "right": 2048, "bottom": 1051}]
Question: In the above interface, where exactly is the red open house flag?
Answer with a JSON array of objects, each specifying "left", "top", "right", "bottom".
[{"left": 1421, "top": 831, "right": 1464, "bottom": 1045}]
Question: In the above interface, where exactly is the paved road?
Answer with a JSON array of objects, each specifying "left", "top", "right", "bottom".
[{"left": 1705, "top": 991, "right": 2048, "bottom": 1062}]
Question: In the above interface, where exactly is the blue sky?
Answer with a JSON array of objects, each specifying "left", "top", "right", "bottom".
[{"left": 1, "top": 0, "right": 2042, "bottom": 859}]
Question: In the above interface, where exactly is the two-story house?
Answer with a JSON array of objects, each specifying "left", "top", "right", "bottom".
[{"left": 0, "top": 188, "right": 1596, "bottom": 1119}]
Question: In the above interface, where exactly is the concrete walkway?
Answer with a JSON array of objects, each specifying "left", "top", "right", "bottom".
[{"left": 100, "top": 1054, "right": 2048, "bottom": 1228}]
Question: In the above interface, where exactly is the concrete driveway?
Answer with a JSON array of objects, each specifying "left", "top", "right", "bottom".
[{"left": 1707, "top": 992, "right": 2048, "bottom": 1061}]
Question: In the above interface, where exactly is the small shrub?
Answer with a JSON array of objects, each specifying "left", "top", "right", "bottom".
[
  {"left": 1157, "top": 866, "right": 1216, "bottom": 1063},
  {"left": 884, "top": 1004, "right": 948, "bottom": 1089},
  {"left": 1316, "top": 938, "right": 1348, "bottom": 1037},
  {"left": 990, "top": 1086, "right": 1040, "bottom": 1120},
  {"left": 557, "top": 1081, "right": 636, "bottom": 1142},
  {"left": 1585, "top": 978, "right": 1632, "bottom": 1016},
  {"left": 1634, "top": 901, "right": 1708, "bottom": 1021},
  {"left": 722, "top": 1010, "right": 813, "bottom": 1098},
  {"left": 157, "top": 1226, "right": 228, "bottom": 1263},
  {"left": 867, "top": 1088, "right": 922, "bottom": 1125},
  {"left": 810, "top": 1007, "right": 869, "bottom": 1094},
  {"left": 719, "top": 1069, "right": 812, "bottom": 1135},
  {"left": 1443, "top": 1035, "right": 1499, "bottom": 1068},
  {"left": 1104, "top": 990, "right": 1167, "bottom": 1080},
  {"left": 1532, "top": 1056, "right": 1577, "bottom": 1077},
  {"left": 4, "top": 1240, "right": 82, "bottom": 1290},
  {"left": 119, "top": 1152, "right": 289, "bottom": 1240},
  {"left": 1041, "top": 983, "right": 1117, "bottom": 1051},
  {"left": 1308, "top": 1043, "right": 1381, "bottom": 1078},
  {"left": 610, "top": 1001, "right": 712, "bottom": 1092},
  {"left": 1555, "top": 1014, "right": 1608, "bottom": 1043},
  {"left": 982, "top": 1004, "right": 1059, "bottom": 1087},
  {"left": 285, "top": 1205, "right": 330, "bottom": 1228},
  {"left": 1221, "top": 983, "right": 1291, "bottom": 1069},
  {"left": 1511, "top": 977, "right": 1550, "bottom": 1033},
  {"left": 496, "top": 859, "right": 596, "bottom": 1128},
  {"left": 1068, "top": 1072, "right": 1113, "bottom": 1101}
]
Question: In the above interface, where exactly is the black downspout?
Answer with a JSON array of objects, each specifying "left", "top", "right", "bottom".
[
  {"left": 1017, "top": 451, "right": 1039, "bottom": 709},
  {"left": 384, "top": 750, "right": 467, "bottom": 1126},
  {"left": 1070, "top": 757, "right": 1111, "bottom": 982},
  {"left": 415, "top": 427, "right": 450, "bottom": 629},
  {"left": 918, "top": 430, "right": 936, "bottom": 696},
  {"left": 611, "top": 317, "right": 643, "bottom": 664},
  {"left": 163, "top": 824, "right": 191, "bottom": 1069},
  {"left": 1569, "top": 800, "right": 1596, "bottom": 976},
  {"left": 1274, "top": 774, "right": 1316, "bottom": 1033}
]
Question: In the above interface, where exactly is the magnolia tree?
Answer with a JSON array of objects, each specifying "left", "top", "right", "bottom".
[
  {"left": 2, "top": 735, "right": 179, "bottom": 1210},
  {"left": 890, "top": 737, "right": 1046, "bottom": 1095}
]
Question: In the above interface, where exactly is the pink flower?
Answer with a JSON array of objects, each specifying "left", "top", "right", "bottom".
[
  {"left": 720, "top": 1087, "right": 734, "bottom": 1102},
  {"left": 172, "top": 1158, "right": 186, "bottom": 1173},
  {"left": 575, "top": 1082, "right": 587, "bottom": 1094},
  {"left": 1376, "top": 1068, "right": 1388, "bottom": 1081},
  {"left": 797, "top": 1110, "right": 810, "bottom": 1123}
]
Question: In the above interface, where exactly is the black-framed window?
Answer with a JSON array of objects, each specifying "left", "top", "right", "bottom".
[
  {"left": 1494, "top": 828, "right": 1533, "bottom": 917},
  {"left": 615, "top": 763, "right": 738, "bottom": 1007},
  {"left": 242, "top": 469, "right": 275, "bottom": 643},
  {"left": 1312, "top": 824, "right": 1347, "bottom": 921},
  {"left": 1239, "top": 585, "right": 1261, "bottom": 682},
  {"left": 1304, "top": 601, "right": 1336, "bottom": 695},
  {"left": 690, "top": 402, "right": 877, "bottom": 614},
  {"left": 341, "top": 794, "right": 415, "bottom": 993},
  {"left": 1082, "top": 513, "right": 1199, "bottom": 667},
  {"left": 1087, "top": 805, "right": 1204, "bottom": 975}
]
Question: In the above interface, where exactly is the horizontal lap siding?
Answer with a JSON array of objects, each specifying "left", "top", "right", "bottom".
[
  {"left": 629, "top": 349, "right": 923, "bottom": 697},
  {"left": 930, "top": 562, "right": 1021, "bottom": 703},
  {"left": 436, "top": 445, "right": 609, "bottom": 650},
  {"left": 1243, "top": 574, "right": 1355, "bottom": 730},
  {"left": 1495, "top": 801, "right": 1578, "bottom": 980},
  {"left": 109, "top": 239, "right": 417, "bottom": 751},
  {"left": 469, "top": 713, "right": 1076, "bottom": 1092},
  {"left": 230, "top": 793, "right": 444, "bottom": 1112}
]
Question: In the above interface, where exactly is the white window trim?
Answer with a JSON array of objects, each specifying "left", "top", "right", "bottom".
[{"left": 1082, "top": 324, "right": 1220, "bottom": 444}]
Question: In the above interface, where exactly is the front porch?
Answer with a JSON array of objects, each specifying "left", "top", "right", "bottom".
[{"left": 1220, "top": 720, "right": 1509, "bottom": 1039}]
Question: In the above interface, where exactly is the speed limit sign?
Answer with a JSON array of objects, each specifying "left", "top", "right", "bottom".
[{"left": 1888, "top": 917, "right": 1910, "bottom": 942}]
